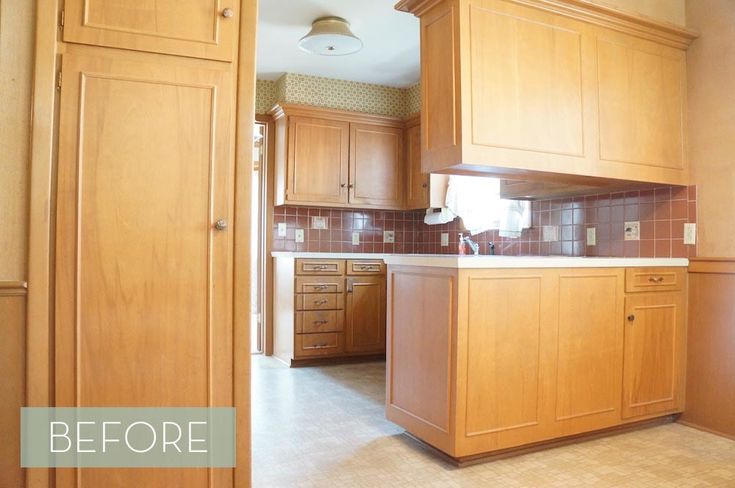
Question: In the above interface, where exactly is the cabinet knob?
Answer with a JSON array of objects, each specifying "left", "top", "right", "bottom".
[
  {"left": 348, "top": 184, "right": 354, "bottom": 189},
  {"left": 222, "top": 8, "right": 234, "bottom": 18},
  {"left": 627, "top": 314, "right": 635, "bottom": 322},
  {"left": 214, "top": 219, "right": 228, "bottom": 231},
  {"left": 422, "top": 183, "right": 428, "bottom": 188},
  {"left": 341, "top": 183, "right": 346, "bottom": 188}
]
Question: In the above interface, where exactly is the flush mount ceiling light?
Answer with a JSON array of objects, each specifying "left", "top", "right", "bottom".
[{"left": 298, "top": 16, "right": 363, "bottom": 56}]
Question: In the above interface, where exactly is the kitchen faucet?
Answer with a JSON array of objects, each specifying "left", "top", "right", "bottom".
[{"left": 463, "top": 235, "right": 480, "bottom": 255}]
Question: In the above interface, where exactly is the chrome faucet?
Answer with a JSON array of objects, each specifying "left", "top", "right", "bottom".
[{"left": 463, "top": 235, "right": 480, "bottom": 255}]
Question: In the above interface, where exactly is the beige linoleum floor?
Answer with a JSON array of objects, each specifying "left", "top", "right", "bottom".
[{"left": 252, "top": 356, "right": 735, "bottom": 487}]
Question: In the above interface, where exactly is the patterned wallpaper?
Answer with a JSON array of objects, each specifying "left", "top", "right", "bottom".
[
  {"left": 405, "top": 83, "right": 421, "bottom": 115},
  {"left": 255, "top": 73, "right": 421, "bottom": 118}
]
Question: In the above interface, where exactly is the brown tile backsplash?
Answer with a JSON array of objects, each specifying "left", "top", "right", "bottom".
[{"left": 271, "top": 185, "right": 697, "bottom": 259}]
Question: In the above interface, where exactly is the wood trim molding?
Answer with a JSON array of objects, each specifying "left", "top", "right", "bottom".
[
  {"left": 0, "top": 281, "right": 28, "bottom": 297},
  {"left": 27, "top": 0, "right": 59, "bottom": 487},
  {"left": 396, "top": 0, "right": 698, "bottom": 49},
  {"left": 235, "top": 0, "right": 258, "bottom": 485},
  {"left": 404, "top": 112, "right": 421, "bottom": 127},
  {"left": 688, "top": 258, "right": 735, "bottom": 275},
  {"left": 269, "top": 103, "right": 405, "bottom": 128}
]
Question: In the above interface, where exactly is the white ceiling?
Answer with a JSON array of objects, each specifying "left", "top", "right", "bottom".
[{"left": 256, "top": 0, "right": 420, "bottom": 88}]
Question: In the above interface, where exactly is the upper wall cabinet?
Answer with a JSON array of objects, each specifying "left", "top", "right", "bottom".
[
  {"left": 396, "top": 0, "right": 698, "bottom": 186},
  {"left": 272, "top": 105, "right": 406, "bottom": 210},
  {"left": 62, "top": 0, "right": 239, "bottom": 61}
]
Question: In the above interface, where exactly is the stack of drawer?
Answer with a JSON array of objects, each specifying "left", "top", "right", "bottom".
[{"left": 294, "top": 259, "right": 346, "bottom": 357}]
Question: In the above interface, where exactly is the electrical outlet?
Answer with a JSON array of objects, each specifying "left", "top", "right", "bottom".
[
  {"left": 277, "top": 222, "right": 287, "bottom": 237},
  {"left": 352, "top": 232, "right": 360, "bottom": 246},
  {"left": 586, "top": 227, "right": 596, "bottom": 246},
  {"left": 684, "top": 223, "right": 697, "bottom": 245},
  {"left": 440, "top": 233, "right": 449, "bottom": 247},
  {"left": 294, "top": 229, "right": 304, "bottom": 243},
  {"left": 624, "top": 221, "right": 640, "bottom": 241},
  {"left": 542, "top": 225, "right": 558, "bottom": 242},
  {"left": 383, "top": 230, "right": 395, "bottom": 243},
  {"left": 311, "top": 216, "right": 328, "bottom": 230}
]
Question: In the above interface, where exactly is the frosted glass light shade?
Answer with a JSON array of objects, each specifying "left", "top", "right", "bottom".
[{"left": 298, "top": 17, "right": 363, "bottom": 56}]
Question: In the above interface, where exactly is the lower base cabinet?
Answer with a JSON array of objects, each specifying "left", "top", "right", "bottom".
[
  {"left": 386, "top": 265, "right": 687, "bottom": 460},
  {"left": 273, "top": 257, "right": 386, "bottom": 366}
]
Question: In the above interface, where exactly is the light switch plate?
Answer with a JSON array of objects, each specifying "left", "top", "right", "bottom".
[
  {"left": 294, "top": 229, "right": 304, "bottom": 243},
  {"left": 383, "top": 230, "right": 395, "bottom": 243},
  {"left": 624, "top": 221, "right": 640, "bottom": 241},
  {"left": 684, "top": 223, "right": 697, "bottom": 245},
  {"left": 311, "top": 216, "right": 328, "bottom": 230},
  {"left": 352, "top": 232, "right": 360, "bottom": 246},
  {"left": 440, "top": 233, "right": 449, "bottom": 247},
  {"left": 586, "top": 227, "right": 596, "bottom": 246},
  {"left": 542, "top": 225, "right": 558, "bottom": 242},
  {"left": 277, "top": 222, "right": 287, "bottom": 237}
]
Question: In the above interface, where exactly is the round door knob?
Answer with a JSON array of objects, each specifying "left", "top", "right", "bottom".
[
  {"left": 627, "top": 314, "right": 635, "bottom": 322},
  {"left": 214, "top": 219, "right": 228, "bottom": 231},
  {"left": 222, "top": 8, "right": 234, "bottom": 18}
]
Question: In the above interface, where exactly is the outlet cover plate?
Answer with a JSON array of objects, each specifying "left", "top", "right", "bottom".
[
  {"left": 383, "top": 230, "right": 395, "bottom": 243},
  {"left": 624, "top": 221, "right": 640, "bottom": 241},
  {"left": 684, "top": 223, "right": 696, "bottom": 245},
  {"left": 294, "top": 229, "right": 304, "bottom": 243},
  {"left": 277, "top": 222, "right": 287, "bottom": 237},
  {"left": 542, "top": 225, "right": 558, "bottom": 242},
  {"left": 586, "top": 227, "right": 596, "bottom": 246},
  {"left": 352, "top": 232, "right": 360, "bottom": 246},
  {"left": 440, "top": 233, "right": 449, "bottom": 247},
  {"left": 311, "top": 216, "right": 328, "bottom": 230}
]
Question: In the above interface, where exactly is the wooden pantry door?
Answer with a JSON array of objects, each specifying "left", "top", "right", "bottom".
[
  {"left": 62, "top": 0, "right": 239, "bottom": 61},
  {"left": 54, "top": 50, "right": 235, "bottom": 488}
]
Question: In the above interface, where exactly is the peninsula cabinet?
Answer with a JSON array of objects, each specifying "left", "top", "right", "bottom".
[
  {"left": 62, "top": 0, "right": 239, "bottom": 61},
  {"left": 272, "top": 104, "right": 405, "bottom": 209},
  {"left": 386, "top": 263, "right": 687, "bottom": 461},
  {"left": 273, "top": 257, "right": 387, "bottom": 366},
  {"left": 396, "top": 0, "right": 699, "bottom": 187}
]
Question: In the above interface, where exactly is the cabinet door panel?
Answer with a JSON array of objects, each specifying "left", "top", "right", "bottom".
[
  {"left": 63, "top": 0, "right": 238, "bottom": 61},
  {"left": 623, "top": 293, "right": 685, "bottom": 418},
  {"left": 345, "top": 276, "right": 386, "bottom": 353},
  {"left": 287, "top": 117, "right": 349, "bottom": 205},
  {"left": 55, "top": 51, "right": 234, "bottom": 488},
  {"left": 597, "top": 33, "right": 686, "bottom": 170},
  {"left": 349, "top": 124, "right": 404, "bottom": 209},
  {"left": 555, "top": 272, "right": 624, "bottom": 430},
  {"left": 468, "top": 0, "right": 586, "bottom": 157},
  {"left": 405, "top": 123, "right": 429, "bottom": 209}
]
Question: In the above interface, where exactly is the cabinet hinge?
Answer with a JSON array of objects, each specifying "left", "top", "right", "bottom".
[
  {"left": 59, "top": 10, "right": 65, "bottom": 28},
  {"left": 56, "top": 71, "right": 62, "bottom": 91}
]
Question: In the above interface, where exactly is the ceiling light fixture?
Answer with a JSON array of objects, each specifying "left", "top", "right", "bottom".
[{"left": 298, "top": 16, "right": 363, "bottom": 56}]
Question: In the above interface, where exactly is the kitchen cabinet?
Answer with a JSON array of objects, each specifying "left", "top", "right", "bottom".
[
  {"left": 272, "top": 104, "right": 406, "bottom": 210},
  {"left": 622, "top": 268, "right": 687, "bottom": 419},
  {"left": 404, "top": 114, "right": 450, "bottom": 209},
  {"left": 386, "top": 262, "right": 687, "bottom": 461},
  {"left": 396, "top": 0, "right": 698, "bottom": 187},
  {"left": 346, "top": 276, "right": 386, "bottom": 354},
  {"left": 55, "top": 49, "right": 236, "bottom": 488},
  {"left": 273, "top": 257, "right": 386, "bottom": 366},
  {"left": 62, "top": 0, "right": 239, "bottom": 61}
]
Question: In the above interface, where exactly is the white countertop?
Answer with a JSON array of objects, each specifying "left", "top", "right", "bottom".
[{"left": 271, "top": 252, "right": 688, "bottom": 269}]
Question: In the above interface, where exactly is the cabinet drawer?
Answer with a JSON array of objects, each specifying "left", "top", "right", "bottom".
[
  {"left": 295, "top": 259, "right": 345, "bottom": 275},
  {"left": 625, "top": 268, "right": 685, "bottom": 293},
  {"left": 295, "top": 293, "right": 344, "bottom": 311},
  {"left": 295, "top": 276, "right": 344, "bottom": 293},
  {"left": 346, "top": 260, "right": 385, "bottom": 275},
  {"left": 296, "top": 310, "right": 344, "bottom": 333},
  {"left": 295, "top": 333, "right": 344, "bottom": 358}
]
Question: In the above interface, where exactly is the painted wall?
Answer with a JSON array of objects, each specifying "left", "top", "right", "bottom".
[
  {"left": 590, "top": 0, "right": 686, "bottom": 25},
  {"left": 687, "top": 0, "right": 735, "bottom": 257},
  {"left": 0, "top": 0, "right": 33, "bottom": 280},
  {"left": 256, "top": 73, "right": 420, "bottom": 117}
]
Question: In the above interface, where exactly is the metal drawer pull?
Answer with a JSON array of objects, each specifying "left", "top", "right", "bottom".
[
  {"left": 313, "top": 320, "right": 328, "bottom": 325},
  {"left": 313, "top": 285, "right": 329, "bottom": 290},
  {"left": 314, "top": 299, "right": 329, "bottom": 305},
  {"left": 310, "top": 265, "right": 329, "bottom": 271},
  {"left": 312, "top": 343, "right": 329, "bottom": 348},
  {"left": 647, "top": 276, "right": 665, "bottom": 283},
  {"left": 357, "top": 264, "right": 378, "bottom": 270}
]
